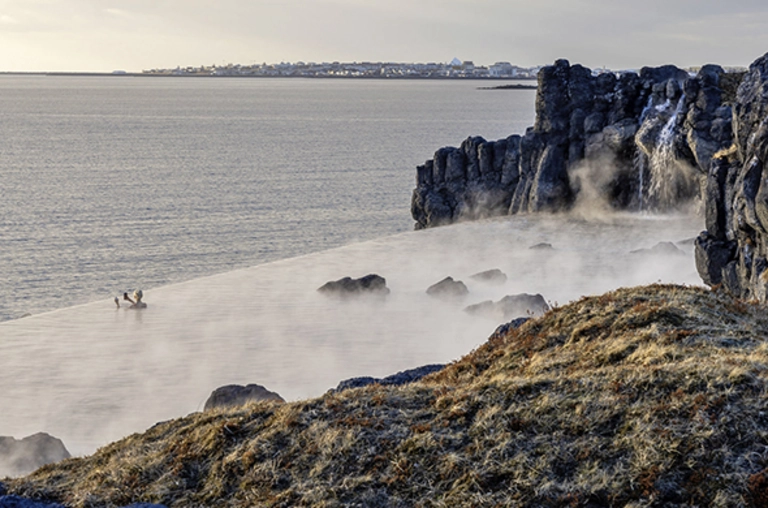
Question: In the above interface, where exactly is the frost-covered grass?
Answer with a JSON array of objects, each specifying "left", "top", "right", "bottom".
[{"left": 7, "top": 284, "right": 768, "bottom": 507}]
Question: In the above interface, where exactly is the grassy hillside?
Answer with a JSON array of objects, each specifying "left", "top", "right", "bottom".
[{"left": 6, "top": 284, "right": 768, "bottom": 507}]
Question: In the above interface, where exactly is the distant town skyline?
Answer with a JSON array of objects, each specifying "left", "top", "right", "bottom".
[{"left": 1, "top": 1, "right": 767, "bottom": 72}]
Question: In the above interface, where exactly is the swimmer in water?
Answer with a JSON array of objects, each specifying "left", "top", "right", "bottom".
[{"left": 121, "top": 289, "right": 147, "bottom": 309}]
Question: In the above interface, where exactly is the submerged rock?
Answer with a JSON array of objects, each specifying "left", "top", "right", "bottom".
[
  {"left": 317, "top": 274, "right": 390, "bottom": 298},
  {"left": 426, "top": 277, "right": 469, "bottom": 298},
  {"left": 0, "top": 433, "right": 70, "bottom": 478},
  {"left": 204, "top": 384, "right": 285, "bottom": 411},
  {"left": 465, "top": 293, "right": 550, "bottom": 321},
  {"left": 469, "top": 269, "right": 507, "bottom": 284},
  {"left": 629, "top": 241, "right": 687, "bottom": 256}
]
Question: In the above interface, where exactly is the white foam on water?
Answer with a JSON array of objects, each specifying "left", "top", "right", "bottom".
[{"left": 0, "top": 213, "right": 703, "bottom": 457}]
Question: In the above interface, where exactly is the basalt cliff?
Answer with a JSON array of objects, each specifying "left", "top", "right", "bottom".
[
  {"left": 412, "top": 53, "right": 768, "bottom": 303},
  {"left": 695, "top": 53, "right": 768, "bottom": 301},
  {"left": 411, "top": 59, "right": 740, "bottom": 228}
]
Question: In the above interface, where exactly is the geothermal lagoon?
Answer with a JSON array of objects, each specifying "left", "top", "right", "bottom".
[{"left": 0, "top": 212, "right": 701, "bottom": 458}]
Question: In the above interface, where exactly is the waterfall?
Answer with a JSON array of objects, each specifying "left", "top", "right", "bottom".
[
  {"left": 645, "top": 96, "right": 697, "bottom": 210},
  {"left": 633, "top": 149, "right": 648, "bottom": 211}
]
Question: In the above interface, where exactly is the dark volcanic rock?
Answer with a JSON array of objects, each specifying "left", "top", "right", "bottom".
[
  {"left": 491, "top": 317, "right": 531, "bottom": 338},
  {"left": 426, "top": 277, "right": 469, "bottom": 298},
  {"left": 695, "top": 232, "right": 737, "bottom": 286},
  {"left": 0, "top": 433, "right": 70, "bottom": 477},
  {"left": 464, "top": 293, "right": 550, "bottom": 321},
  {"left": 696, "top": 52, "right": 768, "bottom": 299},
  {"left": 332, "top": 364, "right": 445, "bottom": 393},
  {"left": 469, "top": 269, "right": 507, "bottom": 284},
  {"left": 204, "top": 383, "right": 285, "bottom": 411},
  {"left": 0, "top": 496, "right": 65, "bottom": 508},
  {"left": 412, "top": 58, "right": 737, "bottom": 227},
  {"left": 317, "top": 274, "right": 390, "bottom": 297},
  {"left": 120, "top": 504, "right": 169, "bottom": 508}
]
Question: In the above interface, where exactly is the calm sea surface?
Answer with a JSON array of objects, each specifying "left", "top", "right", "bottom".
[{"left": 0, "top": 76, "right": 536, "bottom": 322}]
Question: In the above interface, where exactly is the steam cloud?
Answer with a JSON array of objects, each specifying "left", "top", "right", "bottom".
[{"left": 0, "top": 212, "right": 702, "bottom": 457}]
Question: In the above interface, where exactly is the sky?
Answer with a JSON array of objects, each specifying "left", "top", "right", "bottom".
[{"left": 1, "top": 0, "right": 768, "bottom": 72}]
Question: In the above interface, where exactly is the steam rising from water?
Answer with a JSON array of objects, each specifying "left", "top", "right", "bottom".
[{"left": 0, "top": 213, "right": 702, "bottom": 463}]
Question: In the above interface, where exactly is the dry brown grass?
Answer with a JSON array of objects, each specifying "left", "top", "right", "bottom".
[{"left": 7, "top": 284, "right": 768, "bottom": 507}]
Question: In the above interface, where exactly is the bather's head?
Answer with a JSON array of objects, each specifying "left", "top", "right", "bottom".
[{"left": 133, "top": 289, "right": 143, "bottom": 303}]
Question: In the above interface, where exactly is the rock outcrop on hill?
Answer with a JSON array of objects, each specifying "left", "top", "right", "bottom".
[
  {"left": 203, "top": 384, "right": 285, "bottom": 411},
  {"left": 695, "top": 52, "right": 768, "bottom": 301},
  {"left": 412, "top": 60, "right": 739, "bottom": 229}
]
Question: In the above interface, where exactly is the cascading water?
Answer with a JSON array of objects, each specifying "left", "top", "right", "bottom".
[{"left": 638, "top": 95, "right": 699, "bottom": 211}]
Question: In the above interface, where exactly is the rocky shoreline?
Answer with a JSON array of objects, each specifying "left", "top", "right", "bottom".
[{"left": 412, "top": 60, "right": 740, "bottom": 229}]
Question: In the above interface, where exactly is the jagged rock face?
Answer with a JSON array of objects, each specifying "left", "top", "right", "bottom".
[
  {"left": 412, "top": 60, "right": 736, "bottom": 229},
  {"left": 696, "top": 52, "right": 768, "bottom": 300}
]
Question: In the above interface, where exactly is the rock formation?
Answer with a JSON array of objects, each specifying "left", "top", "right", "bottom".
[
  {"left": 0, "top": 495, "right": 66, "bottom": 507},
  {"left": 331, "top": 364, "right": 445, "bottom": 393},
  {"left": 469, "top": 268, "right": 507, "bottom": 284},
  {"left": 425, "top": 277, "right": 469, "bottom": 298},
  {"left": 464, "top": 293, "right": 550, "bottom": 321},
  {"left": 0, "top": 433, "right": 70, "bottom": 478},
  {"left": 317, "top": 274, "right": 390, "bottom": 298},
  {"left": 203, "top": 384, "right": 285, "bottom": 411},
  {"left": 695, "top": 52, "right": 768, "bottom": 300},
  {"left": 412, "top": 60, "right": 738, "bottom": 229}
]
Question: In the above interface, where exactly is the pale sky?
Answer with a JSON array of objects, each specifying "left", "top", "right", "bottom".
[{"left": 1, "top": 0, "right": 767, "bottom": 72}]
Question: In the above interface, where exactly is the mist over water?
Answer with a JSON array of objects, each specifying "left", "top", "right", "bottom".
[
  {"left": 0, "top": 211, "right": 702, "bottom": 462},
  {"left": 0, "top": 76, "right": 706, "bottom": 474}
]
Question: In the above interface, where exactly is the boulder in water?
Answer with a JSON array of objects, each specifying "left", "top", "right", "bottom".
[
  {"left": 317, "top": 274, "right": 390, "bottom": 298},
  {"left": 0, "top": 433, "right": 70, "bottom": 477},
  {"left": 469, "top": 269, "right": 507, "bottom": 284},
  {"left": 204, "top": 384, "right": 285, "bottom": 411},
  {"left": 426, "top": 277, "right": 469, "bottom": 299},
  {"left": 465, "top": 293, "right": 550, "bottom": 321},
  {"left": 629, "top": 241, "right": 687, "bottom": 256}
]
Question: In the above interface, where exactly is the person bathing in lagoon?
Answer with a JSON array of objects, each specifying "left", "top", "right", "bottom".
[{"left": 114, "top": 289, "right": 147, "bottom": 309}]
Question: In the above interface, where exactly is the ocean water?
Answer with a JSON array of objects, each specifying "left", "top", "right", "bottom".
[
  {"left": 0, "top": 75, "right": 535, "bottom": 322},
  {"left": 0, "top": 76, "right": 705, "bottom": 467}
]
